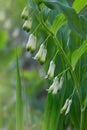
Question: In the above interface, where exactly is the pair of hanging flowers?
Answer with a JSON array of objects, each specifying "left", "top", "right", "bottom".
[
  {"left": 61, "top": 98, "right": 72, "bottom": 115},
  {"left": 47, "top": 76, "right": 64, "bottom": 94}
]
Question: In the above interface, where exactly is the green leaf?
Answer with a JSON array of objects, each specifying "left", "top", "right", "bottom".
[
  {"left": 72, "top": 0, "right": 87, "bottom": 13},
  {"left": 26, "top": 0, "right": 37, "bottom": 9},
  {"left": 84, "top": 108, "right": 87, "bottom": 130},
  {"left": 80, "top": 15, "right": 87, "bottom": 35},
  {"left": 71, "top": 37, "right": 87, "bottom": 69},
  {"left": 70, "top": 96, "right": 80, "bottom": 130},
  {"left": 50, "top": 14, "right": 66, "bottom": 35},
  {"left": 42, "top": 93, "right": 53, "bottom": 130},
  {"left": 68, "top": 31, "right": 81, "bottom": 52},
  {"left": 84, "top": 97, "right": 87, "bottom": 107},
  {"left": 43, "top": 1, "right": 86, "bottom": 38},
  {"left": 16, "top": 50, "right": 23, "bottom": 130},
  {"left": 49, "top": 95, "right": 59, "bottom": 130}
]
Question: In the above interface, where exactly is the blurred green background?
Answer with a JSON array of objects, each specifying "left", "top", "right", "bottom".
[{"left": 0, "top": 0, "right": 48, "bottom": 129}]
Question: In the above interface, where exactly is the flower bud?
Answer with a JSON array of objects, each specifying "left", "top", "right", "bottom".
[
  {"left": 34, "top": 44, "right": 44, "bottom": 60},
  {"left": 45, "top": 60, "right": 55, "bottom": 79},
  {"left": 21, "top": 6, "right": 29, "bottom": 20},
  {"left": 47, "top": 83, "right": 54, "bottom": 93},
  {"left": 40, "top": 48, "right": 47, "bottom": 64},
  {"left": 34, "top": 44, "right": 47, "bottom": 64},
  {"left": 58, "top": 76, "right": 64, "bottom": 90},
  {"left": 23, "top": 19, "right": 32, "bottom": 32},
  {"left": 60, "top": 99, "right": 69, "bottom": 114},
  {"left": 52, "top": 77, "right": 60, "bottom": 94},
  {"left": 47, "top": 77, "right": 57, "bottom": 93},
  {"left": 65, "top": 99, "right": 72, "bottom": 115},
  {"left": 47, "top": 77, "right": 60, "bottom": 94},
  {"left": 26, "top": 34, "right": 36, "bottom": 52}
]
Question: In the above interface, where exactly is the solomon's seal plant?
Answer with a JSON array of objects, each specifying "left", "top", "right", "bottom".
[{"left": 21, "top": 0, "right": 87, "bottom": 130}]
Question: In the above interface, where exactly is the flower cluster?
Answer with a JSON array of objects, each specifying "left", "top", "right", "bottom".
[
  {"left": 21, "top": 4, "right": 74, "bottom": 119},
  {"left": 21, "top": 6, "right": 64, "bottom": 95}
]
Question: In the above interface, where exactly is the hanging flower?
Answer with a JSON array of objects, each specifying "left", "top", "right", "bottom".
[
  {"left": 41, "top": 49, "right": 47, "bottom": 64},
  {"left": 26, "top": 34, "right": 36, "bottom": 52},
  {"left": 47, "top": 77, "right": 59, "bottom": 94},
  {"left": 34, "top": 44, "right": 47, "bottom": 64},
  {"left": 58, "top": 76, "right": 64, "bottom": 89},
  {"left": 60, "top": 99, "right": 72, "bottom": 115},
  {"left": 65, "top": 99, "right": 72, "bottom": 115},
  {"left": 23, "top": 19, "right": 32, "bottom": 32},
  {"left": 52, "top": 77, "right": 60, "bottom": 94},
  {"left": 47, "top": 77, "right": 58, "bottom": 93},
  {"left": 60, "top": 99, "right": 69, "bottom": 114},
  {"left": 45, "top": 60, "right": 55, "bottom": 79},
  {"left": 47, "top": 76, "right": 63, "bottom": 94},
  {"left": 21, "top": 6, "right": 29, "bottom": 20}
]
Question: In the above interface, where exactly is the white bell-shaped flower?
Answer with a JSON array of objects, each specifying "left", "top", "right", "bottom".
[
  {"left": 60, "top": 99, "right": 69, "bottom": 114},
  {"left": 52, "top": 77, "right": 60, "bottom": 94},
  {"left": 26, "top": 34, "right": 36, "bottom": 52},
  {"left": 61, "top": 99, "right": 72, "bottom": 115},
  {"left": 34, "top": 44, "right": 44, "bottom": 60},
  {"left": 40, "top": 48, "right": 47, "bottom": 64},
  {"left": 65, "top": 99, "right": 72, "bottom": 115},
  {"left": 58, "top": 76, "right": 64, "bottom": 89},
  {"left": 23, "top": 19, "right": 32, "bottom": 32},
  {"left": 45, "top": 60, "right": 55, "bottom": 79},
  {"left": 47, "top": 77, "right": 57, "bottom": 93},
  {"left": 47, "top": 76, "right": 63, "bottom": 94},
  {"left": 34, "top": 44, "right": 47, "bottom": 64},
  {"left": 21, "top": 6, "right": 29, "bottom": 20}
]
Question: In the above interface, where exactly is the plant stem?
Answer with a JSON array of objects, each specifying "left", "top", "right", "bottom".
[
  {"left": 80, "top": 107, "right": 85, "bottom": 130},
  {"left": 33, "top": 23, "right": 41, "bottom": 34},
  {"left": 57, "top": 67, "right": 70, "bottom": 78}
]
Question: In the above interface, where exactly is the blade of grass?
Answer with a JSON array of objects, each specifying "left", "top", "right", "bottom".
[
  {"left": 16, "top": 49, "right": 23, "bottom": 130},
  {"left": 49, "top": 95, "right": 59, "bottom": 130},
  {"left": 42, "top": 93, "right": 53, "bottom": 130},
  {"left": 0, "top": 97, "right": 3, "bottom": 127}
]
